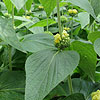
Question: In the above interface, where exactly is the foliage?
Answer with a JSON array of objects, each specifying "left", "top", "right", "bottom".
[{"left": 0, "top": 0, "right": 100, "bottom": 100}]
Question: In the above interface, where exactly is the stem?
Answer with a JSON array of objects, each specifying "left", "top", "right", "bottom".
[
  {"left": 24, "top": 4, "right": 27, "bottom": 16},
  {"left": 71, "top": 17, "right": 73, "bottom": 39},
  {"left": 47, "top": 18, "right": 49, "bottom": 31},
  {"left": 57, "top": 0, "right": 62, "bottom": 35},
  {"left": 12, "top": 4, "right": 14, "bottom": 27},
  {"left": 62, "top": 23, "right": 64, "bottom": 31},
  {"left": 68, "top": 75, "right": 73, "bottom": 94},
  {"left": 62, "top": 9, "right": 64, "bottom": 15},
  {"left": 9, "top": 4, "right": 14, "bottom": 71},
  {"left": 8, "top": 45, "right": 12, "bottom": 71},
  {"left": 52, "top": 11, "right": 54, "bottom": 19}
]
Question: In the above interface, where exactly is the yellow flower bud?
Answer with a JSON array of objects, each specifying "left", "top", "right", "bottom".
[
  {"left": 60, "top": 16, "right": 67, "bottom": 23},
  {"left": 38, "top": 6, "right": 44, "bottom": 9},
  {"left": 62, "top": 30, "right": 69, "bottom": 38},
  {"left": 68, "top": 9, "right": 73, "bottom": 14},
  {"left": 72, "top": 9, "right": 78, "bottom": 14},
  {"left": 91, "top": 90, "right": 100, "bottom": 100},
  {"left": 25, "top": 16, "right": 30, "bottom": 19},
  {"left": 64, "top": 27, "right": 70, "bottom": 31},
  {"left": 54, "top": 34, "right": 61, "bottom": 44}
]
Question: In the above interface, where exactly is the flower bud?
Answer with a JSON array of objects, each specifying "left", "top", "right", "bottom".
[
  {"left": 68, "top": 9, "right": 78, "bottom": 16},
  {"left": 54, "top": 34, "right": 61, "bottom": 44},
  {"left": 68, "top": 9, "right": 73, "bottom": 14},
  {"left": 62, "top": 30, "right": 69, "bottom": 38},
  {"left": 72, "top": 9, "right": 78, "bottom": 14},
  {"left": 64, "top": 27, "right": 70, "bottom": 31},
  {"left": 23, "top": 16, "right": 30, "bottom": 19},
  {"left": 91, "top": 90, "right": 100, "bottom": 100},
  {"left": 38, "top": 6, "right": 44, "bottom": 9},
  {"left": 60, "top": 16, "right": 67, "bottom": 23}
]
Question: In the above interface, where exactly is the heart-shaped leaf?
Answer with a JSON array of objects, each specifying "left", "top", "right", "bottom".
[
  {"left": 25, "top": 49, "right": 80, "bottom": 100},
  {"left": 11, "top": 0, "right": 28, "bottom": 10},
  {"left": 67, "top": 0, "right": 97, "bottom": 20},
  {"left": 71, "top": 41, "right": 97, "bottom": 81}
]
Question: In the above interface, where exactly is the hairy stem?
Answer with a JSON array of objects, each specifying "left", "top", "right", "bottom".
[
  {"left": 24, "top": 4, "right": 27, "bottom": 16},
  {"left": 68, "top": 75, "right": 73, "bottom": 94},
  {"left": 9, "top": 4, "right": 14, "bottom": 71},
  {"left": 57, "top": 0, "right": 62, "bottom": 35},
  {"left": 8, "top": 45, "right": 12, "bottom": 71},
  {"left": 71, "top": 17, "right": 73, "bottom": 39},
  {"left": 47, "top": 18, "right": 49, "bottom": 31},
  {"left": 12, "top": 4, "right": 14, "bottom": 27}
]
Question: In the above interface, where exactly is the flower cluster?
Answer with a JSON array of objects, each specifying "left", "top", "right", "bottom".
[
  {"left": 54, "top": 30, "right": 70, "bottom": 49},
  {"left": 38, "top": 6, "right": 44, "bottom": 9},
  {"left": 91, "top": 90, "right": 100, "bottom": 100},
  {"left": 68, "top": 9, "right": 78, "bottom": 16},
  {"left": 60, "top": 16, "right": 67, "bottom": 23},
  {"left": 64, "top": 27, "right": 70, "bottom": 31}
]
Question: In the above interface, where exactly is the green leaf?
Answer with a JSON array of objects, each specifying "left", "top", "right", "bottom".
[
  {"left": 14, "top": 16, "right": 31, "bottom": 22},
  {"left": 21, "top": 34, "right": 55, "bottom": 52},
  {"left": 61, "top": 78, "right": 100, "bottom": 99},
  {"left": 25, "top": 17, "right": 44, "bottom": 34},
  {"left": 39, "top": 0, "right": 57, "bottom": 17},
  {"left": 91, "top": 0, "right": 100, "bottom": 16},
  {"left": 0, "top": 17, "right": 25, "bottom": 52},
  {"left": 88, "top": 31, "right": 100, "bottom": 43},
  {"left": 44, "top": 85, "right": 67, "bottom": 100},
  {"left": 0, "top": 17, "right": 55, "bottom": 53},
  {"left": 33, "top": 0, "right": 40, "bottom": 3},
  {"left": 94, "top": 38, "right": 100, "bottom": 56},
  {"left": 78, "top": 12, "right": 89, "bottom": 29},
  {"left": 0, "top": 71, "right": 25, "bottom": 91},
  {"left": 11, "top": 0, "right": 28, "bottom": 10},
  {"left": 71, "top": 41, "right": 97, "bottom": 81},
  {"left": 0, "top": 91, "right": 24, "bottom": 100},
  {"left": 26, "top": 0, "right": 33, "bottom": 10},
  {"left": 29, "top": 19, "right": 56, "bottom": 28},
  {"left": 73, "top": 25, "right": 81, "bottom": 35},
  {"left": 63, "top": 93, "right": 85, "bottom": 100},
  {"left": 95, "top": 71, "right": 100, "bottom": 82},
  {"left": 71, "top": 79, "right": 98, "bottom": 98},
  {"left": 67, "top": 0, "right": 97, "bottom": 20},
  {"left": 0, "top": 71, "right": 25, "bottom": 100},
  {"left": 26, "top": 23, "right": 44, "bottom": 34},
  {"left": 25, "top": 49, "right": 80, "bottom": 100},
  {"left": 3, "top": 0, "right": 12, "bottom": 13}
]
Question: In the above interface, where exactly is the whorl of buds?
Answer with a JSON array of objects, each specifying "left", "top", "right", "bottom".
[
  {"left": 64, "top": 27, "right": 70, "bottom": 31},
  {"left": 68, "top": 9, "right": 78, "bottom": 16},
  {"left": 60, "top": 16, "right": 67, "bottom": 23},
  {"left": 91, "top": 90, "right": 100, "bottom": 100},
  {"left": 54, "top": 30, "right": 70, "bottom": 49}
]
